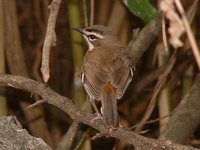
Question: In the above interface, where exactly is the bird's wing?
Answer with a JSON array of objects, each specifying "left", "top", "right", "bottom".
[
  {"left": 111, "top": 56, "right": 133, "bottom": 99},
  {"left": 81, "top": 63, "right": 109, "bottom": 100}
]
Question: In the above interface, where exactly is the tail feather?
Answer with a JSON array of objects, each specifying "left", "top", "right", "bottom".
[{"left": 101, "top": 83, "right": 119, "bottom": 128}]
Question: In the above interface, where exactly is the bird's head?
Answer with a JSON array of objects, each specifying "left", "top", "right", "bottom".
[{"left": 73, "top": 25, "right": 120, "bottom": 51}]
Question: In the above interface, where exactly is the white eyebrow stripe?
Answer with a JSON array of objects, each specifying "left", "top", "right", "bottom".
[{"left": 84, "top": 31, "right": 104, "bottom": 39}]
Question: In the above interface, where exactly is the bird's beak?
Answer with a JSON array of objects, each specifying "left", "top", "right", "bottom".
[{"left": 72, "top": 27, "right": 85, "bottom": 35}]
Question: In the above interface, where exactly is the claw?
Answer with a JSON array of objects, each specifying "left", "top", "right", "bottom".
[{"left": 91, "top": 113, "right": 103, "bottom": 123}]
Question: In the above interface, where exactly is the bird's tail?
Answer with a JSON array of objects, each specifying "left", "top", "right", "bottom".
[{"left": 101, "top": 82, "right": 119, "bottom": 128}]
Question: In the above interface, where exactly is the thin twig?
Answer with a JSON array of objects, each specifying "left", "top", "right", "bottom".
[
  {"left": 130, "top": 109, "right": 174, "bottom": 129},
  {"left": 25, "top": 99, "right": 47, "bottom": 110},
  {"left": 56, "top": 102, "right": 92, "bottom": 150},
  {"left": 174, "top": 0, "right": 200, "bottom": 70},
  {"left": 56, "top": 121, "right": 79, "bottom": 150},
  {"left": 162, "top": 13, "right": 169, "bottom": 52},
  {"left": 41, "top": 0, "right": 62, "bottom": 82},
  {"left": 186, "top": 0, "right": 199, "bottom": 24},
  {"left": 135, "top": 50, "right": 177, "bottom": 132},
  {"left": 73, "top": 132, "right": 86, "bottom": 150},
  {"left": 83, "top": 0, "right": 89, "bottom": 27},
  {"left": 89, "top": 0, "right": 94, "bottom": 26},
  {"left": 107, "top": 0, "right": 127, "bottom": 34}
]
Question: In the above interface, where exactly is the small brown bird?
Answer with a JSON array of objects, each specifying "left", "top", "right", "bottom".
[{"left": 73, "top": 25, "right": 133, "bottom": 128}]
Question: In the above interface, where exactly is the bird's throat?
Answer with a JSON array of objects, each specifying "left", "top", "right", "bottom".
[{"left": 83, "top": 35, "right": 94, "bottom": 51}]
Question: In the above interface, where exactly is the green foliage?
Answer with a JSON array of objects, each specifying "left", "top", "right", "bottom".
[{"left": 123, "top": 0, "right": 159, "bottom": 24}]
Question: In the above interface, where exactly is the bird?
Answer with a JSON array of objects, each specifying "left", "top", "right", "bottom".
[{"left": 73, "top": 25, "right": 133, "bottom": 129}]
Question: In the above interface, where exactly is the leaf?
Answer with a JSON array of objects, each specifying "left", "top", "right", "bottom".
[{"left": 123, "top": 0, "right": 159, "bottom": 24}]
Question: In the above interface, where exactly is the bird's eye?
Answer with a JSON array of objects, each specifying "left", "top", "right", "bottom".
[{"left": 88, "top": 35, "right": 96, "bottom": 41}]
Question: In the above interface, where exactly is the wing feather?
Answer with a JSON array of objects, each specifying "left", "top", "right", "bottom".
[
  {"left": 82, "top": 64, "right": 108, "bottom": 100},
  {"left": 111, "top": 57, "right": 133, "bottom": 99}
]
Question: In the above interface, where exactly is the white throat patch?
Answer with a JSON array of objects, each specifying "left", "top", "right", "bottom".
[{"left": 83, "top": 35, "right": 94, "bottom": 51}]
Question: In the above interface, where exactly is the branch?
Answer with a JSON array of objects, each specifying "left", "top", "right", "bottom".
[
  {"left": 160, "top": 74, "right": 200, "bottom": 144},
  {"left": 41, "top": 0, "right": 62, "bottom": 82},
  {"left": 0, "top": 74, "right": 198, "bottom": 150},
  {"left": 129, "top": 16, "right": 162, "bottom": 65},
  {"left": 0, "top": 116, "right": 51, "bottom": 150},
  {"left": 3, "top": 0, "right": 53, "bottom": 146}
]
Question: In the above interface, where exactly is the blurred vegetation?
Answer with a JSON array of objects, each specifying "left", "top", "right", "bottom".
[
  {"left": 123, "top": 0, "right": 158, "bottom": 23},
  {"left": 0, "top": 0, "right": 200, "bottom": 149}
]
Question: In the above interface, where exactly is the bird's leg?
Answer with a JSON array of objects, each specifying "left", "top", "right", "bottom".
[
  {"left": 90, "top": 99, "right": 100, "bottom": 114},
  {"left": 89, "top": 98, "right": 103, "bottom": 123}
]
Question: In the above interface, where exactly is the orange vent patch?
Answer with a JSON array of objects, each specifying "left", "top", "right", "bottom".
[{"left": 104, "top": 82, "right": 116, "bottom": 93}]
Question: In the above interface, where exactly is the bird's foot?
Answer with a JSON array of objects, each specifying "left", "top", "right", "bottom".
[
  {"left": 91, "top": 126, "right": 118, "bottom": 140},
  {"left": 90, "top": 113, "right": 103, "bottom": 123}
]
